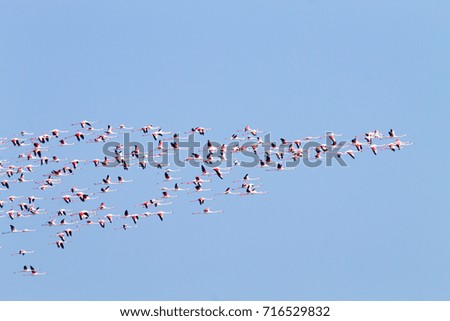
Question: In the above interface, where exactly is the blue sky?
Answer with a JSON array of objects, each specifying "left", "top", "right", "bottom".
[{"left": 0, "top": 1, "right": 449, "bottom": 300}]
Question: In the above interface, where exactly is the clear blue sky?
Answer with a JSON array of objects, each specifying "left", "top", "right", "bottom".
[{"left": 0, "top": 0, "right": 449, "bottom": 300}]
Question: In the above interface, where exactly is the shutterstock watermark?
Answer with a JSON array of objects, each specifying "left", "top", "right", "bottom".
[{"left": 101, "top": 132, "right": 348, "bottom": 169}]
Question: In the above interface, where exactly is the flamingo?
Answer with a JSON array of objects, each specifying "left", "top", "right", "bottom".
[
  {"left": 52, "top": 194, "right": 73, "bottom": 204},
  {"left": 233, "top": 182, "right": 262, "bottom": 191},
  {"left": 85, "top": 220, "right": 106, "bottom": 228},
  {"left": 161, "top": 183, "right": 188, "bottom": 192},
  {"left": 225, "top": 133, "right": 245, "bottom": 141},
  {"left": 51, "top": 129, "right": 68, "bottom": 137},
  {"left": 326, "top": 132, "right": 342, "bottom": 146},
  {"left": 48, "top": 219, "right": 78, "bottom": 227},
  {"left": 17, "top": 173, "right": 33, "bottom": 183},
  {"left": 72, "top": 120, "right": 98, "bottom": 128},
  {"left": 191, "top": 197, "right": 214, "bottom": 205},
  {"left": 89, "top": 134, "right": 116, "bottom": 143},
  {"left": 117, "top": 124, "right": 134, "bottom": 131},
  {"left": 136, "top": 124, "right": 160, "bottom": 134},
  {"left": 193, "top": 208, "right": 224, "bottom": 215},
  {"left": 7, "top": 210, "right": 31, "bottom": 220},
  {"left": 59, "top": 139, "right": 74, "bottom": 146},
  {"left": 62, "top": 228, "right": 78, "bottom": 237},
  {"left": 162, "top": 191, "right": 177, "bottom": 199},
  {"left": 0, "top": 120, "right": 412, "bottom": 276},
  {"left": 73, "top": 210, "right": 96, "bottom": 220},
  {"left": 163, "top": 133, "right": 188, "bottom": 142},
  {"left": 234, "top": 174, "right": 260, "bottom": 183},
  {"left": 137, "top": 200, "right": 153, "bottom": 209},
  {"left": 188, "top": 184, "right": 212, "bottom": 193},
  {"left": 200, "top": 164, "right": 210, "bottom": 175},
  {"left": 8, "top": 195, "right": 23, "bottom": 202},
  {"left": 28, "top": 207, "right": 46, "bottom": 215},
  {"left": 104, "top": 125, "right": 116, "bottom": 135},
  {"left": 1, "top": 180, "right": 11, "bottom": 189},
  {"left": 123, "top": 210, "right": 142, "bottom": 224},
  {"left": 57, "top": 209, "right": 73, "bottom": 216},
  {"left": 337, "top": 150, "right": 355, "bottom": 159},
  {"left": 37, "top": 183, "right": 53, "bottom": 191},
  {"left": 11, "top": 249, "right": 35, "bottom": 256},
  {"left": 100, "top": 186, "right": 117, "bottom": 194},
  {"left": 4, "top": 167, "right": 15, "bottom": 175},
  {"left": 215, "top": 187, "right": 240, "bottom": 196},
  {"left": 117, "top": 176, "right": 132, "bottom": 184},
  {"left": 3, "top": 225, "right": 36, "bottom": 234},
  {"left": 115, "top": 224, "right": 137, "bottom": 231},
  {"left": 29, "top": 268, "right": 47, "bottom": 276},
  {"left": 143, "top": 210, "right": 172, "bottom": 221},
  {"left": 85, "top": 126, "right": 105, "bottom": 132},
  {"left": 36, "top": 134, "right": 51, "bottom": 143},
  {"left": 25, "top": 164, "right": 39, "bottom": 172},
  {"left": 351, "top": 137, "right": 363, "bottom": 152},
  {"left": 96, "top": 202, "right": 113, "bottom": 211},
  {"left": 70, "top": 159, "right": 86, "bottom": 169},
  {"left": 370, "top": 144, "right": 378, "bottom": 155},
  {"left": 28, "top": 195, "right": 43, "bottom": 204},
  {"left": 53, "top": 240, "right": 65, "bottom": 249},
  {"left": 242, "top": 125, "right": 263, "bottom": 136},
  {"left": 213, "top": 167, "right": 225, "bottom": 179},
  {"left": 163, "top": 171, "right": 181, "bottom": 182},
  {"left": 96, "top": 174, "right": 111, "bottom": 185},
  {"left": 44, "top": 220, "right": 57, "bottom": 227},
  {"left": 241, "top": 185, "right": 267, "bottom": 196},
  {"left": 151, "top": 129, "right": 171, "bottom": 140},
  {"left": 16, "top": 198, "right": 29, "bottom": 207},
  {"left": 10, "top": 138, "right": 29, "bottom": 147},
  {"left": 186, "top": 176, "right": 211, "bottom": 185},
  {"left": 185, "top": 153, "right": 203, "bottom": 161},
  {"left": 76, "top": 192, "right": 99, "bottom": 202},
  {"left": 104, "top": 213, "right": 121, "bottom": 223},
  {"left": 394, "top": 139, "right": 413, "bottom": 150},
  {"left": 188, "top": 127, "right": 212, "bottom": 135},
  {"left": 70, "top": 186, "right": 88, "bottom": 193},
  {"left": 151, "top": 199, "right": 172, "bottom": 207},
  {"left": 41, "top": 177, "right": 62, "bottom": 186},
  {"left": 364, "top": 130, "right": 382, "bottom": 144},
  {"left": 373, "top": 129, "right": 383, "bottom": 139},
  {"left": 19, "top": 131, "right": 34, "bottom": 136},
  {"left": 56, "top": 232, "right": 66, "bottom": 242},
  {"left": 266, "top": 163, "right": 295, "bottom": 171},
  {"left": 15, "top": 265, "right": 35, "bottom": 274}
]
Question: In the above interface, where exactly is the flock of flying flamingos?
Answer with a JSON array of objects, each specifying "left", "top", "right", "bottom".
[{"left": 0, "top": 121, "right": 411, "bottom": 276}]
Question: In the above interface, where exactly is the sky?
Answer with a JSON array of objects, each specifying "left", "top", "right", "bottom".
[{"left": 0, "top": 0, "right": 449, "bottom": 300}]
